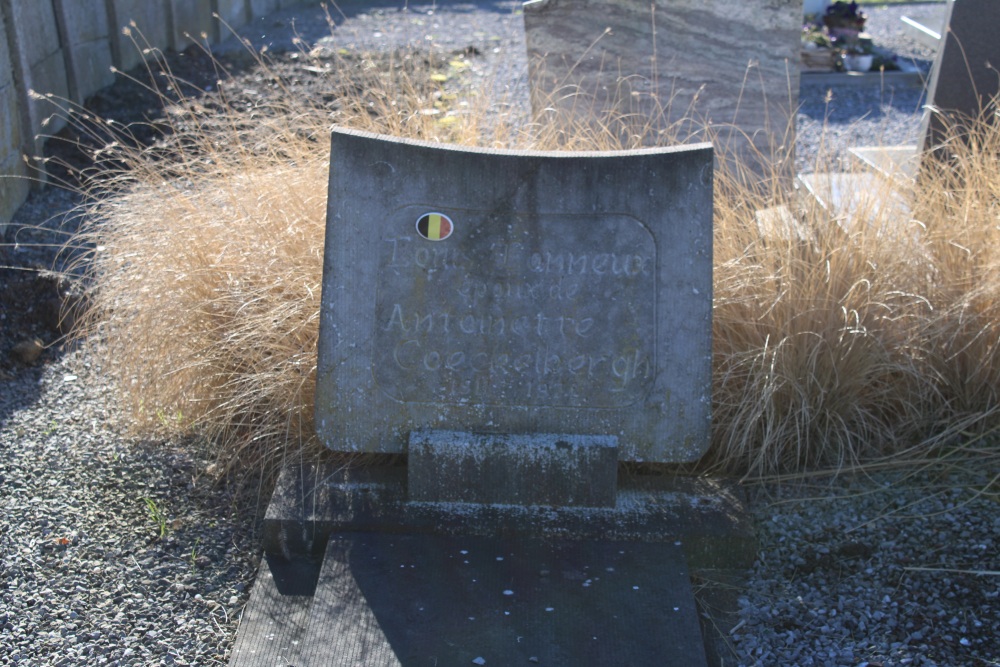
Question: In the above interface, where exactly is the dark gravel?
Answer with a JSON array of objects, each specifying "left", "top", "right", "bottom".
[
  {"left": 1, "top": 354, "right": 261, "bottom": 666},
  {"left": 735, "top": 473, "right": 999, "bottom": 666},
  {"left": 4, "top": 3, "right": 997, "bottom": 666}
]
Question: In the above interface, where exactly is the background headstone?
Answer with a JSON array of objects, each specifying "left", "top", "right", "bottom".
[
  {"left": 919, "top": 0, "right": 1000, "bottom": 151},
  {"left": 316, "top": 128, "right": 714, "bottom": 463},
  {"left": 523, "top": 0, "right": 802, "bottom": 181}
]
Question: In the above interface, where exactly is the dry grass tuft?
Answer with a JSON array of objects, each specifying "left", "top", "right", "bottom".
[
  {"left": 58, "top": 26, "right": 1000, "bottom": 483},
  {"left": 710, "top": 169, "right": 930, "bottom": 476},
  {"left": 915, "top": 118, "right": 1000, "bottom": 426},
  {"left": 709, "top": 101, "right": 1000, "bottom": 478},
  {"left": 65, "top": 32, "right": 544, "bottom": 480}
]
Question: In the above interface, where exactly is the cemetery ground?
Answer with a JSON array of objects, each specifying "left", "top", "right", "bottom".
[{"left": 1, "top": 1, "right": 998, "bottom": 665}]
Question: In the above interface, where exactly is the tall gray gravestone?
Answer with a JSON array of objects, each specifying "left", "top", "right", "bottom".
[
  {"left": 919, "top": 0, "right": 1000, "bottom": 151},
  {"left": 522, "top": 0, "right": 802, "bottom": 181},
  {"left": 847, "top": 0, "right": 1000, "bottom": 183}
]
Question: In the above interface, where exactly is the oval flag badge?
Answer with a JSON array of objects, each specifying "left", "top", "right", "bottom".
[{"left": 416, "top": 212, "right": 453, "bottom": 241}]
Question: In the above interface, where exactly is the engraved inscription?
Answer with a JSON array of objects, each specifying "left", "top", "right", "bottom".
[{"left": 373, "top": 208, "right": 656, "bottom": 408}]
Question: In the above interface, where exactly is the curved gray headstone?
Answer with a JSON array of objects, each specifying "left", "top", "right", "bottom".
[{"left": 316, "top": 128, "right": 713, "bottom": 463}]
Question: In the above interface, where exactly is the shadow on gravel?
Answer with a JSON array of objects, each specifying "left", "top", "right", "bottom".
[
  {"left": 0, "top": 260, "right": 82, "bottom": 422},
  {"left": 1, "top": 35, "right": 273, "bottom": 418},
  {"left": 1, "top": 184, "right": 91, "bottom": 419},
  {"left": 0, "top": 361, "right": 45, "bottom": 430},
  {"left": 798, "top": 81, "right": 928, "bottom": 123}
]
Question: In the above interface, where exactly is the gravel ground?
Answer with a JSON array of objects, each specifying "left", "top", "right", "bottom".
[
  {"left": 3, "top": 3, "right": 998, "bottom": 666},
  {"left": 796, "top": 2, "right": 943, "bottom": 173},
  {"left": 0, "top": 354, "right": 261, "bottom": 666},
  {"left": 734, "top": 472, "right": 1000, "bottom": 667}
]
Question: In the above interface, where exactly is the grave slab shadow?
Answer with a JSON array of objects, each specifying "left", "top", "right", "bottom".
[{"left": 294, "top": 532, "right": 708, "bottom": 667}]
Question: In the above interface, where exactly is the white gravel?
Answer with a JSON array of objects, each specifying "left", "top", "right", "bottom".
[{"left": 4, "top": 3, "right": 997, "bottom": 667}]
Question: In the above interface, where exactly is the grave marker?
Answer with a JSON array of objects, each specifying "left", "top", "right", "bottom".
[
  {"left": 522, "top": 0, "right": 802, "bottom": 180},
  {"left": 316, "top": 128, "right": 714, "bottom": 463},
  {"left": 230, "top": 128, "right": 754, "bottom": 667},
  {"left": 919, "top": 0, "right": 1000, "bottom": 152}
]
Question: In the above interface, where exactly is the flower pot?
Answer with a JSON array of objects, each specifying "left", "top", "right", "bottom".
[{"left": 843, "top": 54, "right": 874, "bottom": 72}]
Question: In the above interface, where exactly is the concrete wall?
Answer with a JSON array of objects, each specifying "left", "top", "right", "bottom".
[
  {"left": 54, "top": 0, "right": 116, "bottom": 103},
  {"left": 169, "top": 0, "right": 214, "bottom": 51},
  {"left": 106, "top": 0, "right": 171, "bottom": 72},
  {"left": 0, "top": 4, "right": 28, "bottom": 225},
  {"left": 4, "top": 0, "right": 69, "bottom": 161},
  {"left": 0, "top": 0, "right": 320, "bottom": 229}
]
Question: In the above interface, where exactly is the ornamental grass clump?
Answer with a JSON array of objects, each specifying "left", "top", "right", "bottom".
[
  {"left": 62, "top": 25, "right": 1000, "bottom": 482},
  {"left": 913, "top": 116, "right": 1000, "bottom": 429},
  {"left": 66, "top": 30, "right": 535, "bottom": 479},
  {"left": 710, "top": 168, "right": 931, "bottom": 476},
  {"left": 709, "top": 104, "right": 1000, "bottom": 478}
]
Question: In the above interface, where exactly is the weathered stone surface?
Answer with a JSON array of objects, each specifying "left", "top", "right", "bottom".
[
  {"left": 408, "top": 430, "right": 618, "bottom": 507},
  {"left": 228, "top": 554, "right": 319, "bottom": 667},
  {"left": 4, "top": 0, "right": 68, "bottom": 149},
  {"left": 373, "top": 210, "right": 656, "bottom": 409},
  {"left": 293, "top": 533, "right": 708, "bottom": 667},
  {"left": 237, "top": 516, "right": 739, "bottom": 667},
  {"left": 523, "top": 0, "right": 801, "bottom": 179},
  {"left": 317, "top": 128, "right": 713, "bottom": 463},
  {"left": 919, "top": 0, "right": 1000, "bottom": 150},
  {"left": 54, "top": 0, "right": 115, "bottom": 102},
  {"left": 263, "top": 463, "right": 757, "bottom": 570}
]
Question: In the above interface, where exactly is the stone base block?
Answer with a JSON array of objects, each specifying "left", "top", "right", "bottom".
[
  {"left": 408, "top": 430, "right": 618, "bottom": 508},
  {"left": 263, "top": 463, "right": 756, "bottom": 571}
]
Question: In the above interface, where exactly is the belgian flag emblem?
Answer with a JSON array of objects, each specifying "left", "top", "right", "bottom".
[{"left": 416, "top": 212, "right": 453, "bottom": 241}]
